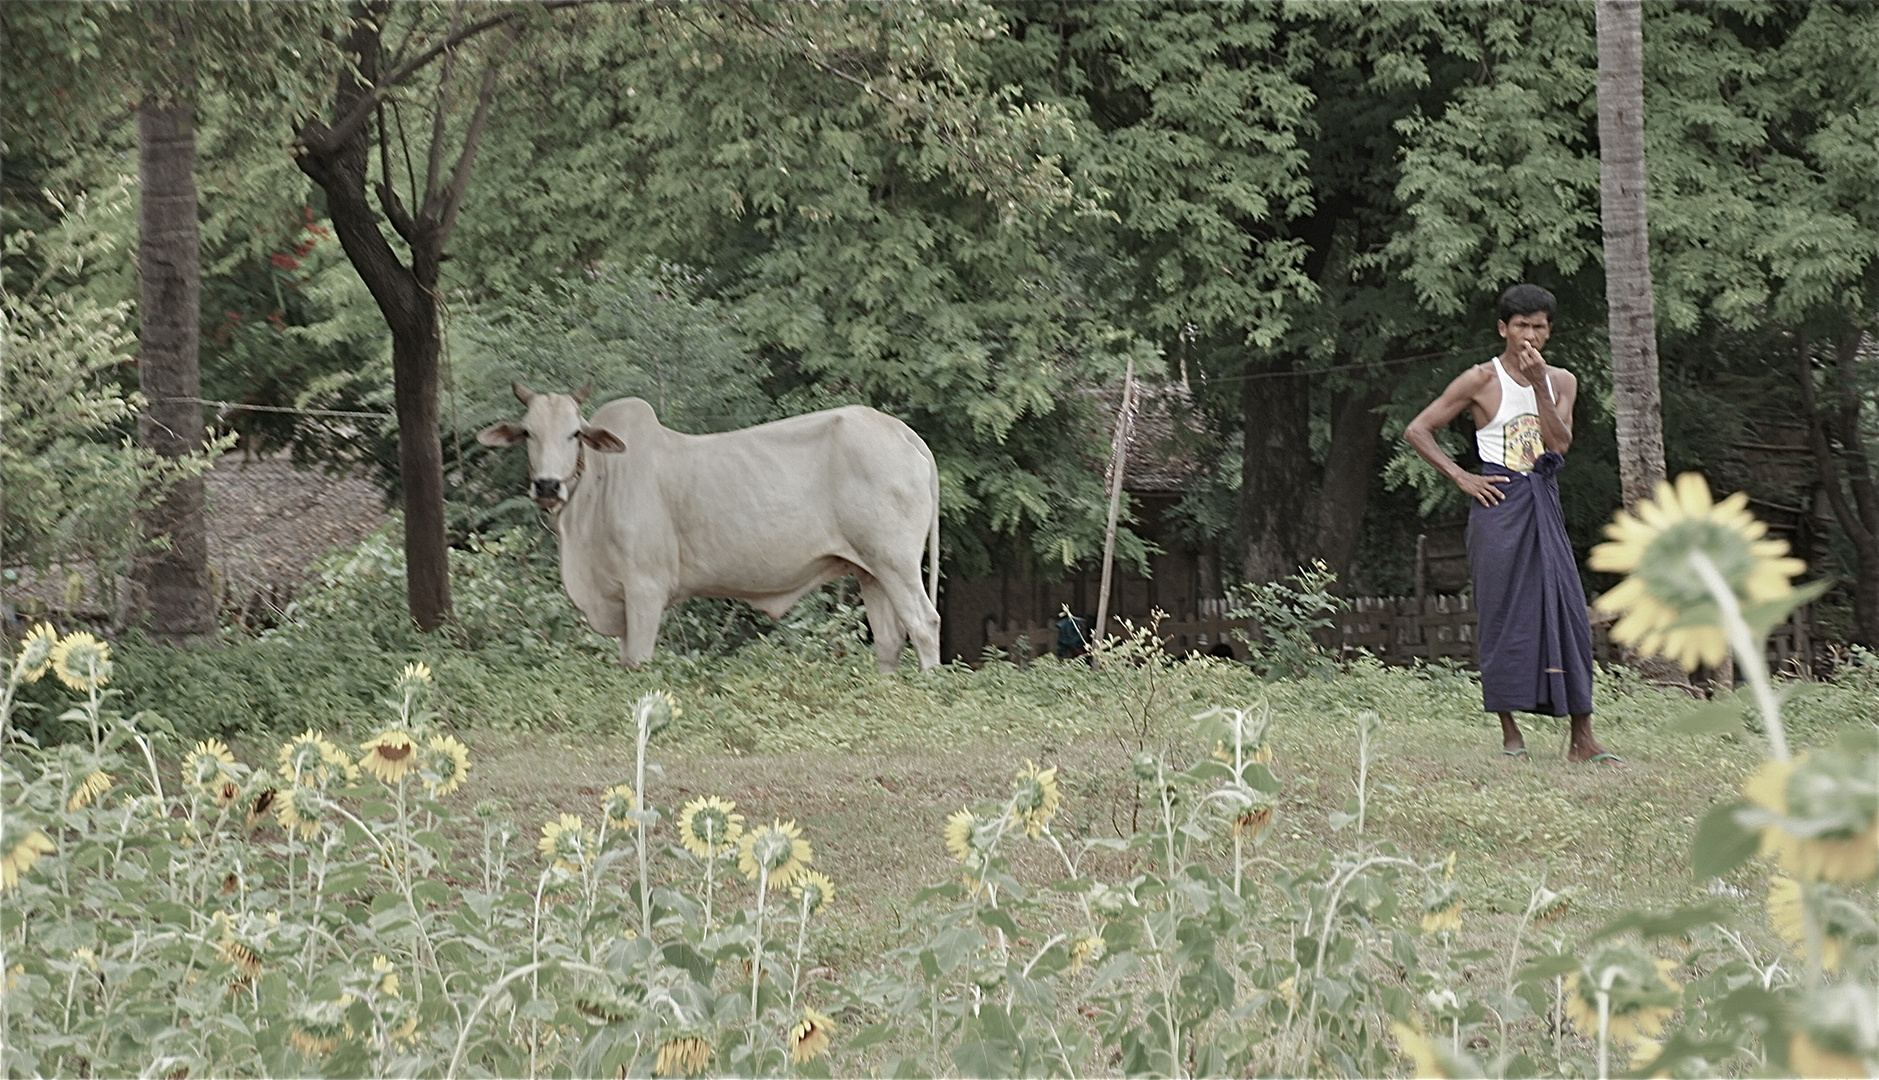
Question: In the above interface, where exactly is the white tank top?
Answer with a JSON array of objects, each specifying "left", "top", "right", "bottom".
[{"left": 1475, "top": 357, "right": 1554, "bottom": 473}]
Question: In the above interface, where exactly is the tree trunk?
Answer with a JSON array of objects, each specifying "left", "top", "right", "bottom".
[
  {"left": 131, "top": 101, "right": 215, "bottom": 641},
  {"left": 293, "top": 7, "right": 505, "bottom": 632},
  {"left": 1238, "top": 364, "right": 1314, "bottom": 583},
  {"left": 1312, "top": 385, "right": 1390, "bottom": 586},
  {"left": 1596, "top": 0, "right": 1667, "bottom": 509},
  {"left": 1799, "top": 330, "right": 1879, "bottom": 646}
]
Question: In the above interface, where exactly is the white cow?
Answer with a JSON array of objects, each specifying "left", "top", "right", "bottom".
[{"left": 477, "top": 382, "right": 941, "bottom": 671}]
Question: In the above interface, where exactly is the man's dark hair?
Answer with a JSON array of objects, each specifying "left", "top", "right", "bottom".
[{"left": 1497, "top": 283, "right": 1557, "bottom": 323}]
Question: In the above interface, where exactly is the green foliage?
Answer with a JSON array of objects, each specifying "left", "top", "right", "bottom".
[
  {"left": 456, "top": 1, "right": 1158, "bottom": 579},
  {"left": 0, "top": 186, "right": 221, "bottom": 582},
  {"left": 1226, "top": 561, "right": 1350, "bottom": 680},
  {"left": 446, "top": 263, "right": 775, "bottom": 531}
]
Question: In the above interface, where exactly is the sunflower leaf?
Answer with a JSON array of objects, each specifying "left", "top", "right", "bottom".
[
  {"left": 977, "top": 907, "right": 1021, "bottom": 939},
  {"left": 1739, "top": 580, "right": 1832, "bottom": 637},
  {"left": 1691, "top": 801, "right": 1760, "bottom": 879}
]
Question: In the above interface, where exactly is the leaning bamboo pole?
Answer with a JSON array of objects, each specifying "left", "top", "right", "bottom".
[{"left": 1093, "top": 357, "right": 1138, "bottom": 660}]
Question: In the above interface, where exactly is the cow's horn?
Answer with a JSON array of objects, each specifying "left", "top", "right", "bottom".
[
  {"left": 572, "top": 380, "right": 594, "bottom": 404},
  {"left": 512, "top": 380, "right": 536, "bottom": 404}
]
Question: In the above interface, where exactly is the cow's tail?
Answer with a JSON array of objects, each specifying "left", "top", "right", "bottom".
[{"left": 926, "top": 457, "right": 941, "bottom": 607}]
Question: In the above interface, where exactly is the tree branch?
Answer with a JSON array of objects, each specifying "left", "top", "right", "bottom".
[
  {"left": 306, "top": 1, "right": 584, "bottom": 157},
  {"left": 429, "top": 23, "right": 519, "bottom": 247},
  {"left": 421, "top": 2, "right": 465, "bottom": 207}
]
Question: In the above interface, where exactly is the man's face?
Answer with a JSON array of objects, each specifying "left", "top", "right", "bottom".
[{"left": 1498, "top": 312, "right": 1553, "bottom": 353}]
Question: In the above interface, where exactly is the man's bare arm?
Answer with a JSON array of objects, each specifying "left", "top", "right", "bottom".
[
  {"left": 1404, "top": 365, "right": 1511, "bottom": 506},
  {"left": 1511, "top": 341, "right": 1576, "bottom": 454}
]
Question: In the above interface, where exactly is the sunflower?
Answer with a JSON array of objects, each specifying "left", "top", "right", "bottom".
[
  {"left": 655, "top": 1034, "right": 711, "bottom": 1077},
  {"left": 66, "top": 769, "right": 114, "bottom": 812},
  {"left": 677, "top": 795, "right": 742, "bottom": 857},
  {"left": 183, "top": 738, "right": 238, "bottom": 792},
  {"left": 1532, "top": 885, "right": 1573, "bottom": 923},
  {"left": 1275, "top": 975, "right": 1299, "bottom": 1009},
  {"left": 289, "top": 1029, "right": 340, "bottom": 1058},
  {"left": 1768, "top": 876, "right": 1844, "bottom": 974},
  {"left": 276, "top": 787, "right": 330, "bottom": 840},
  {"left": 1011, "top": 760, "right": 1061, "bottom": 837},
  {"left": 1421, "top": 876, "right": 1464, "bottom": 934},
  {"left": 48, "top": 631, "right": 112, "bottom": 692},
  {"left": 278, "top": 730, "right": 355, "bottom": 787},
  {"left": 738, "top": 819, "right": 812, "bottom": 889},
  {"left": 216, "top": 916, "right": 264, "bottom": 981},
  {"left": 538, "top": 813, "right": 596, "bottom": 871},
  {"left": 1589, "top": 473, "right": 1807, "bottom": 670},
  {"left": 1070, "top": 934, "right": 1105, "bottom": 972},
  {"left": 1391, "top": 1019, "right": 1446, "bottom": 1079},
  {"left": 1232, "top": 803, "right": 1274, "bottom": 840},
  {"left": 358, "top": 729, "right": 418, "bottom": 785},
  {"left": 792, "top": 870, "right": 835, "bottom": 916},
  {"left": 418, "top": 735, "right": 472, "bottom": 797},
  {"left": 1421, "top": 900, "right": 1463, "bottom": 935},
  {"left": 397, "top": 661, "right": 432, "bottom": 693},
  {"left": 1, "top": 827, "right": 56, "bottom": 890},
  {"left": 788, "top": 1007, "right": 835, "bottom": 1064},
  {"left": 390, "top": 1011, "right": 420, "bottom": 1047},
  {"left": 602, "top": 784, "right": 640, "bottom": 833},
  {"left": 288, "top": 998, "right": 348, "bottom": 1058},
  {"left": 944, "top": 808, "right": 981, "bottom": 862},
  {"left": 1788, "top": 1032, "right": 1865, "bottom": 1080},
  {"left": 214, "top": 778, "right": 243, "bottom": 810},
  {"left": 1563, "top": 950, "right": 1682, "bottom": 1047},
  {"left": 12, "top": 623, "right": 58, "bottom": 683},
  {"left": 372, "top": 954, "right": 400, "bottom": 998},
  {"left": 1743, "top": 755, "right": 1879, "bottom": 885}
]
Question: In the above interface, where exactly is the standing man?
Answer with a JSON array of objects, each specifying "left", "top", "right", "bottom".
[{"left": 1404, "top": 284, "right": 1619, "bottom": 765}]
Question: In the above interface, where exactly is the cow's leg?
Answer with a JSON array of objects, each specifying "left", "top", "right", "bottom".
[
  {"left": 617, "top": 592, "right": 663, "bottom": 669},
  {"left": 872, "top": 566, "right": 941, "bottom": 671},
  {"left": 856, "top": 574, "right": 907, "bottom": 672}
]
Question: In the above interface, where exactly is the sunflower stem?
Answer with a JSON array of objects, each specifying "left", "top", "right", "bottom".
[
  {"left": 634, "top": 705, "right": 652, "bottom": 938},
  {"left": 702, "top": 820, "right": 716, "bottom": 930},
  {"left": 1687, "top": 550, "right": 1789, "bottom": 760},
  {"left": 752, "top": 865, "right": 769, "bottom": 1021},
  {"left": 1595, "top": 967, "right": 1616, "bottom": 1080},
  {"left": 791, "top": 888, "right": 811, "bottom": 1012}
]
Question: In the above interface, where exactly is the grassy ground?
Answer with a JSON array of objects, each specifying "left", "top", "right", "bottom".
[
  {"left": 156, "top": 631, "right": 1875, "bottom": 1074},
  {"left": 324, "top": 647, "right": 1864, "bottom": 980}
]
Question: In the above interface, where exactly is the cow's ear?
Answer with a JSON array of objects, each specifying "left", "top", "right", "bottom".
[
  {"left": 580, "top": 425, "right": 626, "bottom": 453},
  {"left": 477, "top": 422, "right": 529, "bottom": 447}
]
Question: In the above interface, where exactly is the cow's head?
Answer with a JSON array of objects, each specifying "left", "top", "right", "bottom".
[{"left": 476, "top": 381, "right": 625, "bottom": 510}]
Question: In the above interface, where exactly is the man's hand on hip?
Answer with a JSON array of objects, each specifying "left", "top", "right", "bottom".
[{"left": 1457, "top": 472, "right": 1512, "bottom": 506}]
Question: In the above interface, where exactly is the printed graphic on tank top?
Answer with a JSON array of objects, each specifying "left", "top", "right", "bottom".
[{"left": 1474, "top": 357, "right": 1554, "bottom": 473}]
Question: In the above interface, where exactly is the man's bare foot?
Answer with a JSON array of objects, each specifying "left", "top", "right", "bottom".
[
  {"left": 1498, "top": 713, "right": 1526, "bottom": 758},
  {"left": 1567, "top": 743, "right": 1625, "bottom": 766},
  {"left": 1566, "top": 714, "right": 1621, "bottom": 765}
]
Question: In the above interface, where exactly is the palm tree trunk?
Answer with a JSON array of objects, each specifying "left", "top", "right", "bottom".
[
  {"left": 131, "top": 100, "right": 215, "bottom": 640},
  {"left": 1596, "top": 0, "right": 1666, "bottom": 509}
]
